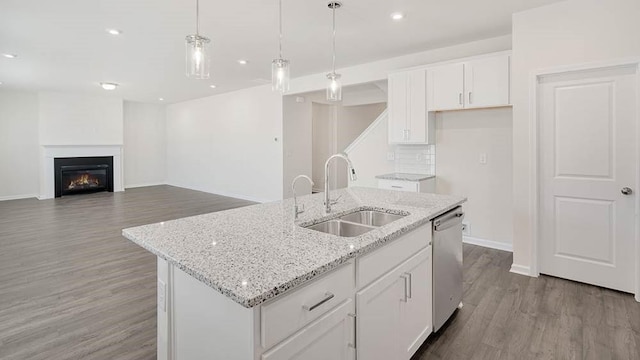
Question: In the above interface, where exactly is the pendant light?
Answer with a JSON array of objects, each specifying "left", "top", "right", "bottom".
[
  {"left": 185, "top": 0, "right": 211, "bottom": 79},
  {"left": 272, "top": 0, "right": 290, "bottom": 93},
  {"left": 326, "top": 1, "right": 342, "bottom": 102}
]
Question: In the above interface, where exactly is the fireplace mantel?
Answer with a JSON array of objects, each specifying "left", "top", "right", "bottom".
[{"left": 39, "top": 145, "right": 124, "bottom": 199}]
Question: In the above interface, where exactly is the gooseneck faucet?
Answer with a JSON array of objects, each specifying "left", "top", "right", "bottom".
[
  {"left": 292, "top": 175, "right": 314, "bottom": 219},
  {"left": 324, "top": 153, "right": 357, "bottom": 213}
]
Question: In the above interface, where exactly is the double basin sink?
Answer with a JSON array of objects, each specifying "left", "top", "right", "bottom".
[{"left": 305, "top": 210, "right": 407, "bottom": 237}]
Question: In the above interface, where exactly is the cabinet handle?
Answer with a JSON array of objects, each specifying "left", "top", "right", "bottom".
[
  {"left": 459, "top": 93, "right": 462, "bottom": 105},
  {"left": 348, "top": 313, "right": 357, "bottom": 350},
  {"left": 468, "top": 92, "right": 473, "bottom": 104},
  {"left": 303, "top": 292, "right": 334, "bottom": 311},
  {"left": 406, "top": 129, "right": 410, "bottom": 140},
  {"left": 391, "top": 185, "right": 403, "bottom": 189},
  {"left": 404, "top": 272, "right": 412, "bottom": 299},
  {"left": 401, "top": 275, "right": 409, "bottom": 302}
]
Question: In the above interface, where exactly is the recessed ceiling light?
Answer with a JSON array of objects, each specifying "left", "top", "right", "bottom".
[
  {"left": 237, "top": 59, "right": 248, "bottom": 65},
  {"left": 3, "top": 54, "right": 17, "bottom": 59},
  {"left": 391, "top": 12, "right": 404, "bottom": 20},
  {"left": 106, "top": 29, "right": 122, "bottom": 35},
  {"left": 209, "top": 85, "right": 217, "bottom": 89},
  {"left": 100, "top": 82, "right": 118, "bottom": 90},
  {"left": 158, "top": 97, "right": 164, "bottom": 101}
]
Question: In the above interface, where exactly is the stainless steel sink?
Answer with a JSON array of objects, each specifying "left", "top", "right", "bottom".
[
  {"left": 338, "top": 210, "right": 406, "bottom": 227},
  {"left": 306, "top": 220, "right": 374, "bottom": 238}
]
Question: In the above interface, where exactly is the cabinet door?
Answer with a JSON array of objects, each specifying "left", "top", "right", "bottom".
[
  {"left": 407, "top": 69, "right": 426, "bottom": 143},
  {"left": 464, "top": 55, "right": 510, "bottom": 108},
  {"left": 357, "top": 271, "right": 404, "bottom": 360},
  {"left": 427, "top": 63, "right": 464, "bottom": 111},
  {"left": 262, "top": 299, "right": 355, "bottom": 360},
  {"left": 388, "top": 72, "right": 409, "bottom": 143},
  {"left": 399, "top": 249, "right": 433, "bottom": 359}
]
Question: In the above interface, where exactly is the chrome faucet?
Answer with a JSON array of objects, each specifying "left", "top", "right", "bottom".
[
  {"left": 324, "top": 153, "right": 357, "bottom": 213},
  {"left": 292, "top": 175, "right": 314, "bottom": 219}
]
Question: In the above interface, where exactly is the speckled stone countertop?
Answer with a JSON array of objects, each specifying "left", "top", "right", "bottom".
[
  {"left": 376, "top": 173, "right": 435, "bottom": 181},
  {"left": 122, "top": 187, "right": 465, "bottom": 308}
]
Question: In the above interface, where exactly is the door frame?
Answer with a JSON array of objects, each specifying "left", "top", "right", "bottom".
[{"left": 528, "top": 57, "right": 640, "bottom": 301}]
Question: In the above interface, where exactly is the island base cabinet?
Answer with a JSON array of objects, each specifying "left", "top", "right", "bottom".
[
  {"left": 357, "top": 247, "right": 432, "bottom": 360},
  {"left": 261, "top": 299, "right": 355, "bottom": 360}
]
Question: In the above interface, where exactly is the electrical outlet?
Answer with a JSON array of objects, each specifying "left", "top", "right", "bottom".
[
  {"left": 462, "top": 222, "right": 470, "bottom": 236},
  {"left": 387, "top": 152, "right": 395, "bottom": 161}
]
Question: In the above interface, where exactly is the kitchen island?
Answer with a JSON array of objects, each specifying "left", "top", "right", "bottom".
[{"left": 123, "top": 187, "right": 465, "bottom": 360}]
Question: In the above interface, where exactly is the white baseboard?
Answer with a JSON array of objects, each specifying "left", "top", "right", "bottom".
[
  {"left": 510, "top": 263, "right": 534, "bottom": 277},
  {"left": 463, "top": 235, "right": 513, "bottom": 252},
  {"left": 0, "top": 194, "right": 38, "bottom": 201},
  {"left": 125, "top": 182, "right": 167, "bottom": 189}
]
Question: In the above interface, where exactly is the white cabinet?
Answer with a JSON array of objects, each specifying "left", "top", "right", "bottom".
[
  {"left": 357, "top": 247, "right": 433, "bottom": 360},
  {"left": 388, "top": 69, "right": 435, "bottom": 144},
  {"left": 427, "top": 63, "right": 465, "bottom": 111},
  {"left": 427, "top": 53, "right": 510, "bottom": 111},
  {"left": 378, "top": 178, "right": 436, "bottom": 193},
  {"left": 262, "top": 300, "right": 355, "bottom": 360},
  {"left": 464, "top": 55, "right": 510, "bottom": 109}
]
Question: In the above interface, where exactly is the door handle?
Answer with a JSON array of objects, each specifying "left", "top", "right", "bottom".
[{"left": 621, "top": 187, "right": 633, "bottom": 195}]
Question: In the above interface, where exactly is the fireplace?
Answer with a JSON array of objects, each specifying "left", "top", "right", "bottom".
[{"left": 54, "top": 156, "right": 114, "bottom": 197}]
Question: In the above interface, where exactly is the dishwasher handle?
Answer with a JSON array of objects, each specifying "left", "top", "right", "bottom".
[{"left": 434, "top": 209, "right": 464, "bottom": 232}]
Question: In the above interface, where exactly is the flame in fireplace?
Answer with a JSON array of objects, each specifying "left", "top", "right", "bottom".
[{"left": 68, "top": 173, "right": 100, "bottom": 190}]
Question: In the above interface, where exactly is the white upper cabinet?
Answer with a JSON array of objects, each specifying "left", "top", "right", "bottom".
[
  {"left": 427, "top": 53, "right": 511, "bottom": 111},
  {"left": 464, "top": 55, "right": 510, "bottom": 109},
  {"left": 427, "top": 63, "right": 465, "bottom": 111},
  {"left": 388, "top": 69, "right": 435, "bottom": 144}
]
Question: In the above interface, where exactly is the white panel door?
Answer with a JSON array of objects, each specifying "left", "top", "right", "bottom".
[
  {"left": 399, "top": 248, "right": 432, "bottom": 359},
  {"left": 539, "top": 65, "right": 638, "bottom": 292},
  {"left": 407, "top": 69, "right": 427, "bottom": 143},
  {"left": 388, "top": 72, "right": 409, "bottom": 143},
  {"left": 357, "top": 271, "right": 404, "bottom": 360},
  {"left": 464, "top": 55, "right": 510, "bottom": 108},
  {"left": 427, "top": 63, "right": 464, "bottom": 111}
]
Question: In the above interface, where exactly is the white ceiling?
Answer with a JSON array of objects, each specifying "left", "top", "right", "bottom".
[{"left": 0, "top": 0, "right": 561, "bottom": 104}]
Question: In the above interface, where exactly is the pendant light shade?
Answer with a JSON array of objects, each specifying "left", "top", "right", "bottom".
[
  {"left": 185, "top": 0, "right": 211, "bottom": 79},
  {"left": 272, "top": 0, "right": 290, "bottom": 93},
  {"left": 326, "top": 2, "right": 342, "bottom": 102}
]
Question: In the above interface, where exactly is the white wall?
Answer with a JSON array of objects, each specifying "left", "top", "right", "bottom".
[
  {"left": 436, "top": 108, "right": 513, "bottom": 248},
  {"left": 38, "top": 92, "right": 123, "bottom": 145},
  {"left": 123, "top": 101, "right": 166, "bottom": 188},
  {"left": 166, "top": 85, "right": 283, "bottom": 203},
  {"left": 0, "top": 90, "right": 39, "bottom": 200},
  {"left": 345, "top": 113, "right": 395, "bottom": 189},
  {"left": 511, "top": 0, "right": 640, "bottom": 273},
  {"left": 283, "top": 96, "right": 312, "bottom": 199}
]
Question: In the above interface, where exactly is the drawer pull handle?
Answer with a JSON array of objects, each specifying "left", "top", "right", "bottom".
[
  {"left": 391, "top": 185, "right": 403, "bottom": 189},
  {"left": 303, "top": 292, "right": 335, "bottom": 311}
]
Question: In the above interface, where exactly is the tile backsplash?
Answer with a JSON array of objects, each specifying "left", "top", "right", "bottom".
[{"left": 394, "top": 145, "right": 436, "bottom": 175}]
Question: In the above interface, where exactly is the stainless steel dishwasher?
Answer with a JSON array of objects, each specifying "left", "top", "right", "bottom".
[{"left": 432, "top": 206, "right": 464, "bottom": 332}]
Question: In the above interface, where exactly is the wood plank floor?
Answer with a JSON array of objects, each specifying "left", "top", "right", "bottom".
[{"left": 0, "top": 185, "right": 638, "bottom": 359}]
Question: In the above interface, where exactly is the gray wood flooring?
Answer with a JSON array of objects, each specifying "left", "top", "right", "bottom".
[{"left": 0, "top": 185, "right": 638, "bottom": 359}]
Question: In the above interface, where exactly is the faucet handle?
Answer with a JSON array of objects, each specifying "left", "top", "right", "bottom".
[{"left": 330, "top": 195, "right": 342, "bottom": 205}]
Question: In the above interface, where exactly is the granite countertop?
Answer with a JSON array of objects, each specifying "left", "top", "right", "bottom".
[
  {"left": 122, "top": 187, "right": 465, "bottom": 308},
  {"left": 376, "top": 173, "right": 436, "bottom": 181}
]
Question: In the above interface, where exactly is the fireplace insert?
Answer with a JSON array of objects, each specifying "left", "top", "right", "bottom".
[{"left": 54, "top": 156, "right": 114, "bottom": 197}]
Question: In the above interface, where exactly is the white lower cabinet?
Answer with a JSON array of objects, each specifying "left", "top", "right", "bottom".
[
  {"left": 261, "top": 299, "right": 355, "bottom": 360},
  {"left": 357, "top": 247, "right": 433, "bottom": 360}
]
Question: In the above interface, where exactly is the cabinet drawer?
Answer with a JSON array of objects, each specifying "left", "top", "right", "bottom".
[
  {"left": 357, "top": 224, "right": 431, "bottom": 289},
  {"left": 261, "top": 262, "right": 354, "bottom": 349},
  {"left": 378, "top": 179, "right": 419, "bottom": 192}
]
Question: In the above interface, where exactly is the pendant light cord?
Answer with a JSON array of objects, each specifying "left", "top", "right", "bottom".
[
  {"left": 331, "top": 4, "right": 336, "bottom": 73},
  {"left": 196, "top": 0, "right": 200, "bottom": 35},
  {"left": 278, "top": 0, "right": 283, "bottom": 59}
]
